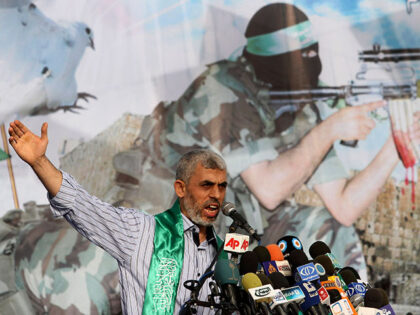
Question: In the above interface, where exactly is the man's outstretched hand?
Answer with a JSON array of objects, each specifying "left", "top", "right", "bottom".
[
  {"left": 9, "top": 120, "right": 48, "bottom": 167},
  {"left": 9, "top": 120, "right": 62, "bottom": 196}
]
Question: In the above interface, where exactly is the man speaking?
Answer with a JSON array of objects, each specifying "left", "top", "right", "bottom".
[{"left": 8, "top": 120, "right": 228, "bottom": 314}]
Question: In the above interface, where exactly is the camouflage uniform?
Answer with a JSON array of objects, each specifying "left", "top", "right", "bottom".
[
  {"left": 114, "top": 57, "right": 366, "bottom": 275},
  {"left": 0, "top": 205, "right": 121, "bottom": 315},
  {"left": 0, "top": 209, "right": 35, "bottom": 315}
]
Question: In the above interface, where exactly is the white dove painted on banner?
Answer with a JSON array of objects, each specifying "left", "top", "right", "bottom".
[{"left": 0, "top": 2, "right": 96, "bottom": 123}]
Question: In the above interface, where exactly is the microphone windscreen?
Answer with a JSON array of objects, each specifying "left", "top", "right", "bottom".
[
  {"left": 252, "top": 246, "right": 271, "bottom": 263},
  {"left": 267, "top": 272, "right": 290, "bottom": 289},
  {"left": 314, "top": 254, "right": 334, "bottom": 276},
  {"left": 221, "top": 201, "right": 235, "bottom": 215},
  {"left": 239, "top": 251, "right": 259, "bottom": 275},
  {"left": 328, "top": 289, "right": 342, "bottom": 303},
  {"left": 266, "top": 244, "right": 284, "bottom": 261},
  {"left": 339, "top": 266, "right": 361, "bottom": 280},
  {"left": 257, "top": 273, "right": 273, "bottom": 286},
  {"left": 277, "top": 235, "right": 303, "bottom": 257},
  {"left": 340, "top": 269, "right": 358, "bottom": 285},
  {"left": 241, "top": 273, "right": 262, "bottom": 291},
  {"left": 364, "top": 288, "right": 387, "bottom": 308},
  {"left": 309, "top": 241, "right": 331, "bottom": 258},
  {"left": 287, "top": 249, "right": 309, "bottom": 270},
  {"left": 214, "top": 259, "right": 240, "bottom": 285},
  {"left": 379, "top": 288, "right": 389, "bottom": 305}
]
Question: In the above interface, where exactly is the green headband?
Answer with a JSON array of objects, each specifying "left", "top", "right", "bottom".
[{"left": 246, "top": 20, "right": 317, "bottom": 56}]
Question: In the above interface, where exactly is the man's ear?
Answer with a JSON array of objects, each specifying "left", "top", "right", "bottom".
[{"left": 174, "top": 179, "right": 186, "bottom": 198}]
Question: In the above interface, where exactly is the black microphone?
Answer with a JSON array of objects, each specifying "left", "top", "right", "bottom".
[
  {"left": 286, "top": 250, "right": 329, "bottom": 315},
  {"left": 308, "top": 241, "right": 341, "bottom": 270},
  {"left": 258, "top": 274, "right": 287, "bottom": 315},
  {"left": 364, "top": 288, "right": 396, "bottom": 315},
  {"left": 253, "top": 246, "right": 271, "bottom": 262},
  {"left": 340, "top": 269, "right": 365, "bottom": 308},
  {"left": 239, "top": 251, "right": 260, "bottom": 275},
  {"left": 267, "top": 272, "right": 302, "bottom": 315},
  {"left": 256, "top": 274, "right": 277, "bottom": 315},
  {"left": 222, "top": 202, "right": 260, "bottom": 241}
]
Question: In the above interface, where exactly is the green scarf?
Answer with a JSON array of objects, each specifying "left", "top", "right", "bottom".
[{"left": 143, "top": 199, "right": 227, "bottom": 314}]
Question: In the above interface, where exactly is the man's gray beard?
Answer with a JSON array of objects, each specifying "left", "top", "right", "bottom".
[{"left": 183, "top": 195, "right": 214, "bottom": 227}]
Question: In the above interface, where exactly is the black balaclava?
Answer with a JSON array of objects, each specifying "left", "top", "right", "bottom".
[{"left": 243, "top": 3, "right": 322, "bottom": 91}]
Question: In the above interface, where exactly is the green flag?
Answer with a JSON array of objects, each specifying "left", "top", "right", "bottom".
[{"left": 0, "top": 148, "right": 10, "bottom": 161}]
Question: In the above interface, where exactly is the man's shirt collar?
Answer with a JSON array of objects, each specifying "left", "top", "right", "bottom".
[{"left": 181, "top": 213, "right": 218, "bottom": 248}]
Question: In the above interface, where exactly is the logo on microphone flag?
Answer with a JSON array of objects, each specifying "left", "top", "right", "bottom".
[
  {"left": 248, "top": 284, "right": 275, "bottom": 301},
  {"left": 346, "top": 282, "right": 366, "bottom": 297},
  {"left": 275, "top": 260, "right": 292, "bottom": 276},
  {"left": 296, "top": 263, "right": 319, "bottom": 282},
  {"left": 281, "top": 286, "right": 305, "bottom": 301},
  {"left": 317, "top": 286, "right": 329, "bottom": 302},
  {"left": 224, "top": 233, "right": 249, "bottom": 253},
  {"left": 269, "top": 289, "right": 287, "bottom": 310},
  {"left": 330, "top": 299, "right": 353, "bottom": 315},
  {"left": 262, "top": 261, "right": 279, "bottom": 275}
]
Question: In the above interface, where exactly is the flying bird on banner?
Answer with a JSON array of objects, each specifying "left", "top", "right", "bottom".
[{"left": 0, "top": 1, "right": 96, "bottom": 123}]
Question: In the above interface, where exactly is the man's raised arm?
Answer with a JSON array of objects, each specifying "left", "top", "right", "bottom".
[{"left": 8, "top": 120, "right": 62, "bottom": 196}]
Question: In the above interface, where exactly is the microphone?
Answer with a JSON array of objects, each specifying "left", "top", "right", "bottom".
[
  {"left": 296, "top": 280, "right": 330, "bottom": 315},
  {"left": 214, "top": 259, "right": 240, "bottom": 310},
  {"left": 327, "top": 288, "right": 358, "bottom": 315},
  {"left": 339, "top": 266, "right": 372, "bottom": 290},
  {"left": 286, "top": 250, "right": 329, "bottom": 315},
  {"left": 277, "top": 235, "right": 304, "bottom": 258},
  {"left": 314, "top": 255, "right": 347, "bottom": 290},
  {"left": 340, "top": 269, "right": 366, "bottom": 308},
  {"left": 264, "top": 244, "right": 292, "bottom": 278},
  {"left": 364, "top": 288, "right": 396, "bottom": 315},
  {"left": 326, "top": 286, "right": 358, "bottom": 315},
  {"left": 287, "top": 250, "right": 320, "bottom": 283},
  {"left": 320, "top": 277, "right": 357, "bottom": 314},
  {"left": 224, "top": 233, "right": 250, "bottom": 254},
  {"left": 222, "top": 202, "right": 260, "bottom": 241},
  {"left": 266, "top": 244, "right": 284, "bottom": 261},
  {"left": 338, "top": 266, "right": 361, "bottom": 281},
  {"left": 308, "top": 241, "right": 341, "bottom": 270},
  {"left": 267, "top": 272, "right": 303, "bottom": 315},
  {"left": 253, "top": 245, "right": 271, "bottom": 273},
  {"left": 328, "top": 289, "right": 342, "bottom": 304},
  {"left": 253, "top": 246, "right": 271, "bottom": 263},
  {"left": 329, "top": 297, "right": 357, "bottom": 315},
  {"left": 261, "top": 245, "right": 280, "bottom": 275},
  {"left": 309, "top": 241, "right": 331, "bottom": 259},
  {"left": 256, "top": 274, "right": 288, "bottom": 315},
  {"left": 242, "top": 273, "right": 274, "bottom": 315},
  {"left": 239, "top": 251, "right": 259, "bottom": 275}
]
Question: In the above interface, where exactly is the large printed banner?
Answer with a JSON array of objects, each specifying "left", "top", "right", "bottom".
[{"left": 0, "top": 0, "right": 420, "bottom": 313}]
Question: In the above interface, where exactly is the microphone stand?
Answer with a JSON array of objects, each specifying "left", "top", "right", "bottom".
[
  {"left": 182, "top": 240, "right": 236, "bottom": 314},
  {"left": 182, "top": 216, "right": 261, "bottom": 314}
]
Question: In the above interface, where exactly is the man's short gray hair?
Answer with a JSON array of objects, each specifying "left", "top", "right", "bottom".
[{"left": 176, "top": 149, "right": 226, "bottom": 183}]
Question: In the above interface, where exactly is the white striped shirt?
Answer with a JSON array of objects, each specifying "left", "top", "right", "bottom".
[{"left": 49, "top": 171, "right": 219, "bottom": 315}]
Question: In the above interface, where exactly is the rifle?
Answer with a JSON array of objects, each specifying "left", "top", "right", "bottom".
[
  {"left": 359, "top": 44, "right": 420, "bottom": 63},
  {"left": 268, "top": 82, "right": 417, "bottom": 107},
  {"left": 268, "top": 81, "right": 419, "bottom": 147},
  {"left": 268, "top": 45, "right": 420, "bottom": 147}
]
